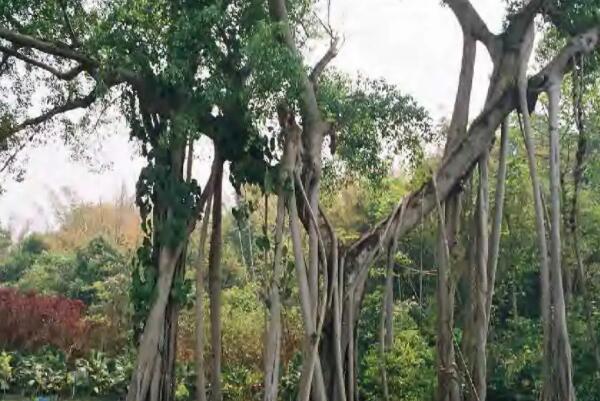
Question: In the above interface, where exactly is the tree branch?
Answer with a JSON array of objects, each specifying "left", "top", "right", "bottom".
[
  {"left": 0, "top": 51, "right": 9, "bottom": 72},
  {"left": 309, "top": 35, "right": 340, "bottom": 84},
  {"left": 443, "top": 0, "right": 498, "bottom": 56},
  {"left": 0, "top": 138, "right": 27, "bottom": 174},
  {"left": 0, "top": 27, "right": 93, "bottom": 65},
  {"left": 527, "top": 27, "right": 600, "bottom": 111},
  {"left": 1, "top": 88, "right": 98, "bottom": 141},
  {"left": 0, "top": 27, "right": 150, "bottom": 103},
  {"left": 0, "top": 44, "right": 84, "bottom": 80}
]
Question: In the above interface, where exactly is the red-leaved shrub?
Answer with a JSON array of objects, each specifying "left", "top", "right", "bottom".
[{"left": 0, "top": 287, "right": 91, "bottom": 355}]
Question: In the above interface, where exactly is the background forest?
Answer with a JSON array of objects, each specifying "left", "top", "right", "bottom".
[{"left": 1, "top": 1, "right": 600, "bottom": 401}]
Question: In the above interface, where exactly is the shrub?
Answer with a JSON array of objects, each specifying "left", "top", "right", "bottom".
[
  {"left": 0, "top": 288, "right": 91, "bottom": 354},
  {"left": 12, "top": 349, "right": 69, "bottom": 395},
  {"left": 4, "top": 348, "right": 133, "bottom": 397},
  {"left": 0, "top": 352, "right": 12, "bottom": 391},
  {"left": 488, "top": 317, "right": 542, "bottom": 400},
  {"left": 360, "top": 300, "right": 435, "bottom": 401}
]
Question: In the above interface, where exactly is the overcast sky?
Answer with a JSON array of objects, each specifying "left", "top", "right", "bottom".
[{"left": 0, "top": 0, "right": 507, "bottom": 235}]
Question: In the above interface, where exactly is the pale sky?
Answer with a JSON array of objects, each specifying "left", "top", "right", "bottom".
[{"left": 0, "top": 0, "right": 507, "bottom": 235}]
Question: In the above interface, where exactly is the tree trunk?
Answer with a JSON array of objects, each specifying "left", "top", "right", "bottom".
[
  {"left": 127, "top": 245, "right": 186, "bottom": 401},
  {"left": 263, "top": 178, "right": 287, "bottom": 401},
  {"left": 195, "top": 194, "right": 212, "bottom": 401},
  {"left": 545, "top": 83, "right": 575, "bottom": 401},
  {"left": 263, "top": 129, "right": 298, "bottom": 401},
  {"left": 208, "top": 157, "right": 224, "bottom": 401},
  {"left": 518, "top": 61, "right": 552, "bottom": 399},
  {"left": 127, "top": 138, "right": 189, "bottom": 401},
  {"left": 379, "top": 243, "right": 395, "bottom": 401},
  {"left": 486, "top": 118, "right": 509, "bottom": 322},
  {"left": 465, "top": 158, "right": 489, "bottom": 401},
  {"left": 432, "top": 173, "right": 461, "bottom": 401},
  {"left": 384, "top": 247, "right": 395, "bottom": 350}
]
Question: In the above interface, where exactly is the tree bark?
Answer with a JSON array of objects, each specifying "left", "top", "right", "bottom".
[
  {"left": 127, "top": 137, "right": 189, "bottom": 401},
  {"left": 486, "top": 118, "right": 509, "bottom": 322},
  {"left": 263, "top": 191, "right": 285, "bottom": 401},
  {"left": 263, "top": 108, "right": 302, "bottom": 401},
  {"left": 517, "top": 35, "right": 553, "bottom": 397},
  {"left": 545, "top": 82, "right": 575, "bottom": 401},
  {"left": 195, "top": 193, "right": 212, "bottom": 401},
  {"left": 438, "top": 26, "right": 477, "bottom": 401},
  {"left": 432, "top": 172, "right": 461, "bottom": 401},
  {"left": 379, "top": 234, "right": 397, "bottom": 401},
  {"left": 465, "top": 158, "right": 489, "bottom": 401},
  {"left": 208, "top": 157, "right": 224, "bottom": 401}
]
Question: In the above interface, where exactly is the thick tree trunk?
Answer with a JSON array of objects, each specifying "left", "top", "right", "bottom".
[
  {"left": 208, "top": 158, "right": 224, "bottom": 401},
  {"left": 127, "top": 246, "right": 186, "bottom": 401},
  {"left": 127, "top": 137, "right": 189, "bottom": 401}
]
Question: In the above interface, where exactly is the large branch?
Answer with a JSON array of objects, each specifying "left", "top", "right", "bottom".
[
  {"left": 444, "top": 33, "right": 476, "bottom": 158},
  {"left": 347, "top": 23, "right": 600, "bottom": 270},
  {"left": 0, "top": 44, "right": 84, "bottom": 80},
  {"left": 309, "top": 36, "right": 339, "bottom": 84},
  {"left": 0, "top": 27, "right": 143, "bottom": 88},
  {"left": 0, "top": 27, "right": 93, "bottom": 65},
  {"left": 443, "top": 0, "right": 498, "bottom": 56}
]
